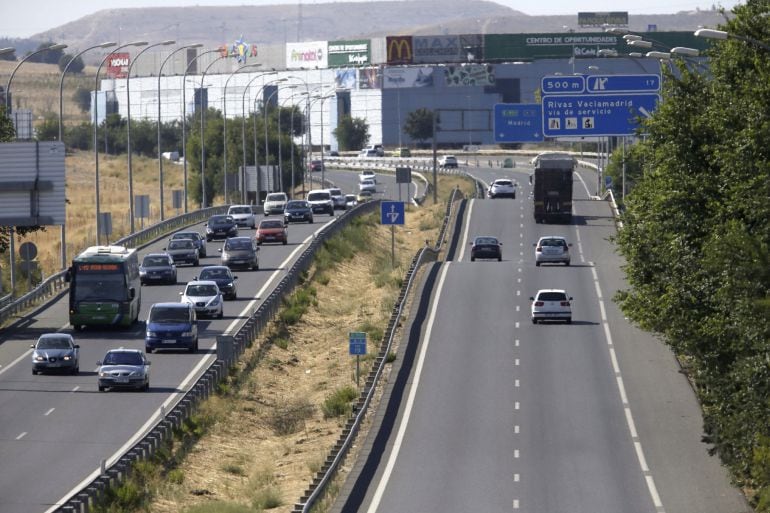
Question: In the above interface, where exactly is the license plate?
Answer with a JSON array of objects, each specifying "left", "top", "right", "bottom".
[
  {"left": 149, "top": 275, "right": 162, "bottom": 279},
  {"left": 117, "top": 377, "right": 129, "bottom": 383},
  {"left": 162, "top": 339, "right": 177, "bottom": 344}
]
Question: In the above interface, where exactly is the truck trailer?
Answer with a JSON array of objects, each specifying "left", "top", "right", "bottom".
[{"left": 532, "top": 153, "right": 575, "bottom": 224}]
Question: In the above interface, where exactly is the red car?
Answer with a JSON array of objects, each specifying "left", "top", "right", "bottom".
[{"left": 255, "top": 219, "right": 288, "bottom": 245}]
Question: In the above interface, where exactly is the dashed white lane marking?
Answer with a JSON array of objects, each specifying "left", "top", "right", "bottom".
[
  {"left": 589, "top": 252, "right": 666, "bottom": 513},
  {"left": 71, "top": 386, "right": 79, "bottom": 392},
  {"left": 366, "top": 263, "right": 452, "bottom": 513},
  {"left": 44, "top": 408, "right": 55, "bottom": 416},
  {"left": 514, "top": 449, "right": 520, "bottom": 458},
  {"left": 514, "top": 499, "right": 520, "bottom": 509},
  {"left": 514, "top": 473, "right": 520, "bottom": 482},
  {"left": 16, "top": 432, "right": 27, "bottom": 440}
]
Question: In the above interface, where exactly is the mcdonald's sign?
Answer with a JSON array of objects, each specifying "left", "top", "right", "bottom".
[{"left": 387, "top": 36, "right": 413, "bottom": 65}]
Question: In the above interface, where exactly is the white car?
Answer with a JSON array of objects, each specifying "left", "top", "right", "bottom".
[
  {"left": 180, "top": 280, "right": 224, "bottom": 319},
  {"left": 226, "top": 204, "right": 256, "bottom": 228},
  {"left": 306, "top": 190, "right": 335, "bottom": 216},
  {"left": 359, "top": 170, "right": 377, "bottom": 183},
  {"left": 438, "top": 155, "right": 459, "bottom": 168},
  {"left": 530, "top": 289, "right": 572, "bottom": 324},
  {"left": 263, "top": 193, "right": 288, "bottom": 216},
  {"left": 534, "top": 236, "right": 572, "bottom": 266},
  {"left": 488, "top": 178, "right": 516, "bottom": 199},
  {"left": 345, "top": 194, "right": 358, "bottom": 208},
  {"left": 359, "top": 179, "right": 377, "bottom": 193},
  {"left": 326, "top": 187, "right": 347, "bottom": 210}
]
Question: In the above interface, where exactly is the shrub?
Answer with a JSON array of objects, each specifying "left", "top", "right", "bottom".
[{"left": 322, "top": 386, "right": 358, "bottom": 418}]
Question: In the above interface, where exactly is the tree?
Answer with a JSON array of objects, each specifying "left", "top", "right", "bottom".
[
  {"left": 26, "top": 42, "right": 64, "bottom": 65},
  {"left": 35, "top": 114, "right": 59, "bottom": 141},
  {"left": 613, "top": 1, "right": 770, "bottom": 498},
  {"left": 73, "top": 87, "right": 91, "bottom": 113},
  {"left": 332, "top": 115, "right": 369, "bottom": 151},
  {"left": 0, "top": 50, "right": 14, "bottom": 61},
  {"left": 403, "top": 108, "right": 436, "bottom": 145},
  {"left": 59, "top": 54, "right": 84, "bottom": 74}
]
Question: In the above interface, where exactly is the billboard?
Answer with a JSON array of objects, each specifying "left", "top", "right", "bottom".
[
  {"left": 386, "top": 36, "right": 413, "bottom": 65},
  {"left": 359, "top": 68, "right": 381, "bottom": 90},
  {"left": 286, "top": 41, "right": 328, "bottom": 69},
  {"left": 413, "top": 35, "right": 463, "bottom": 63},
  {"left": 444, "top": 64, "right": 495, "bottom": 87},
  {"left": 335, "top": 69, "right": 357, "bottom": 90},
  {"left": 328, "top": 39, "right": 370, "bottom": 67},
  {"left": 382, "top": 67, "right": 434, "bottom": 88},
  {"left": 106, "top": 52, "right": 130, "bottom": 79},
  {"left": 578, "top": 11, "right": 629, "bottom": 27}
]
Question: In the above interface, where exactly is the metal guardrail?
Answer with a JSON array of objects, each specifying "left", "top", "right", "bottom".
[
  {"left": 293, "top": 186, "right": 465, "bottom": 513},
  {"left": 0, "top": 206, "right": 228, "bottom": 329},
  {"left": 54, "top": 200, "right": 380, "bottom": 513}
]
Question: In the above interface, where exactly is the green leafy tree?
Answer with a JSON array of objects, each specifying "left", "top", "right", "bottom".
[
  {"left": 59, "top": 53, "right": 84, "bottom": 74},
  {"left": 403, "top": 108, "right": 436, "bottom": 145},
  {"left": 0, "top": 50, "right": 14, "bottom": 61},
  {"left": 332, "top": 115, "right": 369, "bottom": 151},
  {"left": 73, "top": 87, "right": 91, "bottom": 113},
  {"left": 614, "top": 1, "right": 770, "bottom": 496},
  {"left": 35, "top": 114, "right": 59, "bottom": 141},
  {"left": 27, "top": 42, "right": 64, "bottom": 64}
]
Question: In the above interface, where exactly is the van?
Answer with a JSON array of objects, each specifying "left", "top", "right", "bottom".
[{"left": 145, "top": 302, "right": 198, "bottom": 353}]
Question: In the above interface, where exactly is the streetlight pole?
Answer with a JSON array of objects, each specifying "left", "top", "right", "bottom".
[
  {"left": 223, "top": 63, "right": 261, "bottom": 204},
  {"left": 694, "top": 28, "right": 770, "bottom": 52},
  {"left": 277, "top": 87, "right": 298, "bottom": 193},
  {"left": 127, "top": 40, "right": 175, "bottom": 233},
  {"left": 6, "top": 43, "right": 67, "bottom": 112},
  {"left": 200, "top": 54, "right": 229, "bottom": 207},
  {"left": 182, "top": 48, "right": 220, "bottom": 212},
  {"left": 253, "top": 78, "right": 287, "bottom": 203},
  {"left": 93, "top": 41, "right": 148, "bottom": 246},
  {"left": 241, "top": 72, "right": 277, "bottom": 203},
  {"left": 57, "top": 41, "right": 115, "bottom": 270},
  {"left": 158, "top": 43, "right": 202, "bottom": 221},
  {"left": 264, "top": 87, "right": 282, "bottom": 194}
]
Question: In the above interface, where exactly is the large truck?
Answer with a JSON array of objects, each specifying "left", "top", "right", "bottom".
[{"left": 532, "top": 152, "right": 575, "bottom": 224}]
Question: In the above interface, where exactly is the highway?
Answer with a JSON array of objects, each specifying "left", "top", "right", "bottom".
[
  {"left": 0, "top": 167, "right": 417, "bottom": 513},
  {"left": 337, "top": 160, "right": 749, "bottom": 513}
]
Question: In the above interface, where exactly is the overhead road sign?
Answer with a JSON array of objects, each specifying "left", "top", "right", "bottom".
[
  {"left": 380, "top": 201, "right": 405, "bottom": 225},
  {"left": 585, "top": 74, "right": 660, "bottom": 93},
  {"left": 494, "top": 103, "right": 543, "bottom": 143},
  {"left": 542, "top": 93, "right": 659, "bottom": 137}
]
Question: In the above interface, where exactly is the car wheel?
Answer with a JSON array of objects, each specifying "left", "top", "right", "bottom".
[
  {"left": 532, "top": 318, "right": 538, "bottom": 324},
  {"left": 146, "top": 347, "right": 153, "bottom": 354},
  {"left": 566, "top": 318, "right": 572, "bottom": 324},
  {"left": 536, "top": 262, "right": 541, "bottom": 267},
  {"left": 565, "top": 261, "right": 570, "bottom": 266},
  {"left": 308, "top": 218, "right": 313, "bottom": 224},
  {"left": 98, "top": 386, "right": 105, "bottom": 392},
  {"left": 498, "top": 255, "right": 502, "bottom": 262},
  {"left": 218, "top": 309, "right": 224, "bottom": 319},
  {"left": 282, "top": 239, "right": 287, "bottom": 245},
  {"left": 194, "top": 259, "right": 199, "bottom": 266},
  {"left": 189, "top": 342, "right": 197, "bottom": 353},
  {"left": 72, "top": 366, "right": 79, "bottom": 375},
  {"left": 144, "top": 382, "right": 150, "bottom": 392},
  {"left": 32, "top": 369, "right": 38, "bottom": 375}
]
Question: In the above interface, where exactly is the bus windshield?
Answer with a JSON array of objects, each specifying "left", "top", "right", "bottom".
[{"left": 73, "top": 273, "right": 127, "bottom": 302}]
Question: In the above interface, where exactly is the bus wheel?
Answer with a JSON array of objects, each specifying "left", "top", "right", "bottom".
[{"left": 74, "top": 324, "right": 84, "bottom": 332}]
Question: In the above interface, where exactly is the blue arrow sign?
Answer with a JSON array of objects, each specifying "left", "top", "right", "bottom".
[
  {"left": 349, "top": 331, "right": 367, "bottom": 355},
  {"left": 541, "top": 75, "right": 585, "bottom": 95},
  {"left": 380, "top": 201, "right": 405, "bottom": 225},
  {"left": 542, "top": 93, "right": 659, "bottom": 137},
  {"left": 586, "top": 74, "right": 660, "bottom": 93},
  {"left": 493, "top": 103, "right": 543, "bottom": 143}
]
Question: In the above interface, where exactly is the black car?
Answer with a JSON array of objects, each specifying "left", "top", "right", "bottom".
[
  {"left": 139, "top": 252, "right": 177, "bottom": 284},
  {"left": 205, "top": 214, "right": 239, "bottom": 241},
  {"left": 470, "top": 236, "right": 503, "bottom": 262},
  {"left": 170, "top": 231, "right": 207, "bottom": 257},
  {"left": 284, "top": 200, "right": 314, "bottom": 224},
  {"left": 164, "top": 239, "right": 199, "bottom": 266},
  {"left": 195, "top": 265, "right": 239, "bottom": 300}
]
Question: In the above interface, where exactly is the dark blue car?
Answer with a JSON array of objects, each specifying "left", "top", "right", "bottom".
[
  {"left": 145, "top": 302, "right": 198, "bottom": 353},
  {"left": 195, "top": 265, "right": 238, "bottom": 300}
]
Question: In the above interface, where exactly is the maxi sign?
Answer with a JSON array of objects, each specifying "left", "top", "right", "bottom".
[{"left": 541, "top": 74, "right": 660, "bottom": 137}]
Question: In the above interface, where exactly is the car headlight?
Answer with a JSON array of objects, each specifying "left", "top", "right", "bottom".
[
  {"left": 63, "top": 354, "right": 74, "bottom": 361},
  {"left": 33, "top": 353, "right": 45, "bottom": 362},
  {"left": 208, "top": 296, "right": 221, "bottom": 307},
  {"left": 99, "top": 371, "right": 109, "bottom": 377},
  {"left": 147, "top": 331, "right": 158, "bottom": 338}
]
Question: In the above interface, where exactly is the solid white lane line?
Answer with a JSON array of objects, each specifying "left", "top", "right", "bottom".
[
  {"left": 0, "top": 350, "right": 32, "bottom": 377},
  {"left": 366, "top": 263, "right": 452, "bottom": 513},
  {"left": 457, "top": 199, "right": 475, "bottom": 262}
]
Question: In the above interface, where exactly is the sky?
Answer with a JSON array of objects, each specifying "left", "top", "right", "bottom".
[{"left": 0, "top": 0, "right": 744, "bottom": 39}]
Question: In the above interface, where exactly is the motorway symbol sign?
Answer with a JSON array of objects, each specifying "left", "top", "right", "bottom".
[
  {"left": 380, "top": 201, "right": 405, "bottom": 225},
  {"left": 494, "top": 103, "right": 543, "bottom": 143},
  {"left": 349, "top": 331, "right": 367, "bottom": 355},
  {"left": 541, "top": 75, "right": 585, "bottom": 95},
  {"left": 586, "top": 74, "right": 660, "bottom": 93},
  {"left": 542, "top": 93, "right": 659, "bottom": 137}
]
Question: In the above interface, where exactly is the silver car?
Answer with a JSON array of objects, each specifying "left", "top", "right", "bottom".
[
  {"left": 219, "top": 236, "right": 259, "bottom": 270},
  {"left": 31, "top": 333, "right": 80, "bottom": 375},
  {"left": 97, "top": 349, "right": 151, "bottom": 391},
  {"left": 534, "top": 236, "right": 572, "bottom": 266}
]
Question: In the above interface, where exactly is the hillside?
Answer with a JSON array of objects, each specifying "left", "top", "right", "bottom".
[{"left": 23, "top": 0, "right": 730, "bottom": 64}]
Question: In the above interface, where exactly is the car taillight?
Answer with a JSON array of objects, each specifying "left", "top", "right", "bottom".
[
  {"left": 535, "top": 301, "right": 544, "bottom": 306},
  {"left": 560, "top": 301, "right": 570, "bottom": 306}
]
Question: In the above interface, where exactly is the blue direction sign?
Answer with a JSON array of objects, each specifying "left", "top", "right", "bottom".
[
  {"left": 380, "top": 201, "right": 405, "bottom": 225},
  {"left": 542, "top": 93, "right": 659, "bottom": 137},
  {"left": 586, "top": 74, "right": 660, "bottom": 93},
  {"left": 494, "top": 103, "right": 543, "bottom": 143},
  {"left": 541, "top": 75, "right": 585, "bottom": 95},
  {"left": 349, "top": 331, "right": 367, "bottom": 355}
]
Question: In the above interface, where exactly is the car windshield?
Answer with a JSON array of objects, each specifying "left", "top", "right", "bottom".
[
  {"left": 308, "top": 192, "right": 329, "bottom": 201},
  {"left": 172, "top": 232, "right": 197, "bottom": 241},
  {"left": 186, "top": 284, "right": 219, "bottom": 296},
  {"left": 37, "top": 337, "right": 72, "bottom": 350},
  {"left": 199, "top": 268, "right": 229, "bottom": 280},
  {"left": 266, "top": 194, "right": 286, "bottom": 201},
  {"left": 168, "top": 240, "right": 193, "bottom": 249},
  {"left": 475, "top": 237, "right": 498, "bottom": 245},
  {"left": 149, "top": 307, "right": 189, "bottom": 323},
  {"left": 143, "top": 256, "right": 170, "bottom": 267},
  {"left": 210, "top": 216, "right": 231, "bottom": 225},
  {"left": 225, "top": 239, "right": 252, "bottom": 250},
  {"left": 329, "top": 189, "right": 341, "bottom": 196},
  {"left": 229, "top": 207, "right": 251, "bottom": 214},
  {"left": 286, "top": 201, "right": 308, "bottom": 209},
  {"left": 103, "top": 352, "right": 143, "bottom": 366},
  {"left": 538, "top": 292, "right": 567, "bottom": 301},
  {"left": 260, "top": 220, "right": 284, "bottom": 229}
]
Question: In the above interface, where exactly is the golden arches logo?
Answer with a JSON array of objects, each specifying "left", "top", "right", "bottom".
[{"left": 387, "top": 37, "right": 412, "bottom": 63}]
